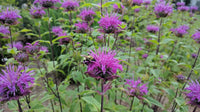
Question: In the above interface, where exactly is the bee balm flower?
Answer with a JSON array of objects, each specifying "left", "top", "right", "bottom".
[{"left": 154, "top": 2, "right": 173, "bottom": 18}]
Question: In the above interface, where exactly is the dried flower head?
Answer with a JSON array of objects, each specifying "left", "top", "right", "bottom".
[
  {"left": 154, "top": 2, "right": 173, "bottom": 18},
  {"left": 0, "top": 65, "right": 35, "bottom": 102},
  {"left": 98, "top": 14, "right": 122, "bottom": 34},
  {"left": 61, "top": 0, "right": 79, "bottom": 12},
  {"left": 125, "top": 77, "right": 148, "bottom": 99},
  {"left": 85, "top": 48, "right": 123, "bottom": 81}
]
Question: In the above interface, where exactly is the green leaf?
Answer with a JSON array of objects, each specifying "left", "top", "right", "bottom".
[
  {"left": 145, "top": 97, "right": 164, "bottom": 109},
  {"left": 52, "top": 35, "right": 69, "bottom": 43},
  {"left": 20, "top": 29, "right": 32, "bottom": 32},
  {"left": 82, "top": 96, "right": 100, "bottom": 111}
]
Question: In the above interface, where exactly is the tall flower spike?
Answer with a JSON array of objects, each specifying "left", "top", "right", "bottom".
[
  {"left": 185, "top": 80, "right": 200, "bottom": 107},
  {"left": 98, "top": 14, "right": 122, "bottom": 34},
  {"left": 30, "top": 6, "right": 46, "bottom": 19},
  {"left": 85, "top": 48, "right": 123, "bottom": 81},
  {"left": 34, "top": 0, "right": 60, "bottom": 8},
  {"left": 61, "top": 0, "right": 79, "bottom": 12},
  {"left": 154, "top": 1, "right": 173, "bottom": 18},
  {"left": 125, "top": 77, "right": 148, "bottom": 99},
  {"left": 0, "top": 65, "right": 35, "bottom": 102},
  {"left": 79, "top": 8, "right": 96, "bottom": 22},
  {"left": 0, "top": 7, "right": 21, "bottom": 25}
]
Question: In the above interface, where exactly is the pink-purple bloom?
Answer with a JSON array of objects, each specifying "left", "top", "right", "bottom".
[
  {"left": 192, "top": 53, "right": 197, "bottom": 59},
  {"left": 34, "top": 0, "right": 60, "bottom": 8},
  {"left": 7, "top": 42, "right": 23, "bottom": 51},
  {"left": 154, "top": 2, "right": 173, "bottom": 18},
  {"left": 30, "top": 6, "right": 46, "bottom": 19},
  {"left": 178, "top": 6, "right": 189, "bottom": 12},
  {"left": 134, "top": 8, "right": 140, "bottom": 13},
  {"left": 143, "top": 0, "right": 151, "bottom": 5},
  {"left": 125, "top": 77, "right": 148, "bottom": 99},
  {"left": 75, "top": 22, "right": 89, "bottom": 33},
  {"left": 142, "top": 54, "right": 148, "bottom": 59},
  {"left": 14, "top": 52, "right": 29, "bottom": 63},
  {"left": 185, "top": 80, "right": 200, "bottom": 107},
  {"left": 136, "top": 47, "right": 142, "bottom": 51},
  {"left": 176, "top": 2, "right": 185, "bottom": 7},
  {"left": 192, "top": 31, "right": 200, "bottom": 43},
  {"left": 0, "top": 65, "right": 35, "bottom": 102},
  {"left": 79, "top": 8, "right": 96, "bottom": 22},
  {"left": 98, "top": 14, "right": 122, "bottom": 34},
  {"left": 52, "top": 26, "right": 63, "bottom": 36},
  {"left": 0, "top": 7, "right": 21, "bottom": 25},
  {"left": 146, "top": 25, "right": 159, "bottom": 33},
  {"left": 61, "top": 0, "right": 79, "bottom": 12},
  {"left": 0, "top": 25, "right": 10, "bottom": 38},
  {"left": 85, "top": 48, "right": 123, "bottom": 81},
  {"left": 170, "top": 25, "right": 189, "bottom": 37},
  {"left": 190, "top": 6, "right": 198, "bottom": 13}
]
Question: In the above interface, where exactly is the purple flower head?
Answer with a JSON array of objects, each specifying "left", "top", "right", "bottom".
[
  {"left": 113, "top": 4, "right": 124, "bottom": 13},
  {"left": 192, "top": 53, "right": 197, "bottom": 59},
  {"left": 96, "top": 35, "right": 104, "bottom": 43},
  {"left": 154, "top": 2, "right": 173, "bottom": 18},
  {"left": 30, "top": 6, "right": 46, "bottom": 19},
  {"left": 144, "top": 0, "right": 151, "bottom": 5},
  {"left": 0, "top": 25, "right": 10, "bottom": 38},
  {"left": 176, "top": 2, "right": 185, "bottom": 7},
  {"left": 52, "top": 26, "right": 63, "bottom": 36},
  {"left": 185, "top": 80, "right": 200, "bottom": 107},
  {"left": 14, "top": 52, "right": 29, "bottom": 63},
  {"left": 160, "top": 55, "right": 163, "bottom": 59},
  {"left": 142, "top": 54, "right": 148, "bottom": 59},
  {"left": 178, "top": 6, "right": 189, "bottom": 12},
  {"left": 58, "top": 33, "right": 70, "bottom": 45},
  {"left": 176, "top": 74, "right": 185, "bottom": 83},
  {"left": 134, "top": 8, "right": 140, "bottom": 13},
  {"left": 24, "top": 42, "right": 41, "bottom": 55},
  {"left": 98, "top": 14, "right": 122, "bottom": 34},
  {"left": 61, "top": 0, "right": 79, "bottom": 12},
  {"left": 79, "top": 8, "right": 96, "bottom": 22},
  {"left": 34, "top": 0, "right": 60, "bottom": 8},
  {"left": 40, "top": 46, "right": 49, "bottom": 53},
  {"left": 125, "top": 78, "right": 148, "bottom": 99},
  {"left": 7, "top": 42, "right": 23, "bottom": 51},
  {"left": 0, "top": 65, "right": 35, "bottom": 102},
  {"left": 75, "top": 22, "right": 89, "bottom": 33},
  {"left": 192, "top": 31, "right": 200, "bottom": 43},
  {"left": 190, "top": 6, "right": 198, "bottom": 13},
  {"left": 85, "top": 48, "right": 123, "bottom": 81},
  {"left": 171, "top": 25, "right": 189, "bottom": 37},
  {"left": 132, "top": 0, "right": 143, "bottom": 6},
  {"left": 146, "top": 25, "right": 159, "bottom": 33},
  {"left": 0, "top": 7, "right": 21, "bottom": 25},
  {"left": 135, "top": 47, "right": 142, "bottom": 51}
]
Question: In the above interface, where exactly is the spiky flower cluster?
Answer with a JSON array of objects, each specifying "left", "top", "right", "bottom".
[
  {"left": 79, "top": 8, "right": 96, "bottom": 22},
  {"left": 176, "top": 2, "right": 185, "bottom": 7},
  {"left": 178, "top": 6, "right": 189, "bottom": 12},
  {"left": 154, "top": 2, "right": 173, "bottom": 18},
  {"left": 24, "top": 42, "right": 48, "bottom": 55},
  {"left": 30, "top": 6, "right": 46, "bottom": 19},
  {"left": 34, "top": 0, "right": 60, "bottom": 8},
  {"left": 75, "top": 22, "right": 89, "bottom": 33},
  {"left": 125, "top": 78, "right": 148, "bottom": 99},
  {"left": 0, "top": 7, "right": 21, "bottom": 25},
  {"left": 0, "top": 65, "right": 35, "bottom": 102},
  {"left": 192, "top": 31, "right": 200, "bottom": 43},
  {"left": 85, "top": 48, "right": 123, "bottom": 81},
  {"left": 131, "top": 0, "right": 143, "bottom": 6},
  {"left": 52, "top": 26, "right": 64, "bottom": 35},
  {"left": 61, "top": 0, "right": 79, "bottom": 12},
  {"left": 98, "top": 14, "right": 122, "bottom": 34},
  {"left": 185, "top": 80, "right": 200, "bottom": 107},
  {"left": 171, "top": 25, "right": 189, "bottom": 37},
  {"left": 146, "top": 25, "right": 159, "bottom": 33},
  {"left": 0, "top": 25, "right": 10, "bottom": 38},
  {"left": 52, "top": 26, "right": 69, "bottom": 45}
]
